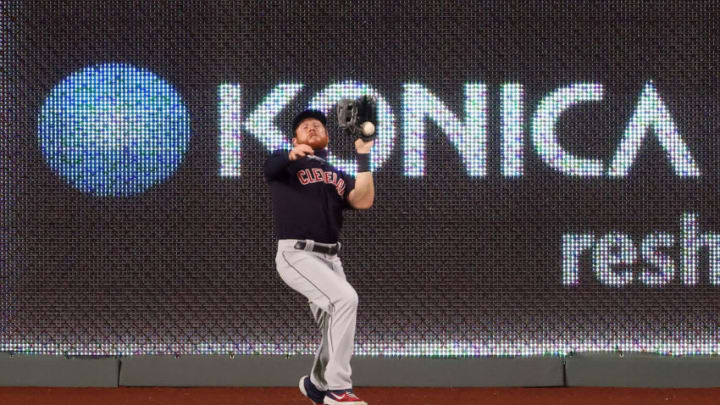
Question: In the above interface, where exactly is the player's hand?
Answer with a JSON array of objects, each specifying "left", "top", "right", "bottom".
[
  {"left": 289, "top": 144, "right": 315, "bottom": 161},
  {"left": 354, "top": 138, "right": 374, "bottom": 154}
]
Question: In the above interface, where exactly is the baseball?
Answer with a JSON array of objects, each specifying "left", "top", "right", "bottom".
[{"left": 361, "top": 121, "right": 375, "bottom": 136}]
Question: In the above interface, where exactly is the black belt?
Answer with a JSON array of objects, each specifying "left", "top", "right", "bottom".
[{"left": 294, "top": 241, "right": 339, "bottom": 255}]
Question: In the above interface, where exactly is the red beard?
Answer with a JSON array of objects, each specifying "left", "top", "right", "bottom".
[{"left": 304, "top": 134, "right": 328, "bottom": 149}]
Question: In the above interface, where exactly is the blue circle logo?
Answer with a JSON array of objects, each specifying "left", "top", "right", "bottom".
[{"left": 38, "top": 63, "right": 191, "bottom": 197}]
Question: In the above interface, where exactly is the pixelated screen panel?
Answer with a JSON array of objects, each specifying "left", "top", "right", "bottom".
[{"left": 2, "top": 1, "right": 720, "bottom": 355}]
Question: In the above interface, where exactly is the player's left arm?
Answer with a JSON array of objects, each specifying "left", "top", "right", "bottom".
[{"left": 347, "top": 139, "right": 374, "bottom": 210}]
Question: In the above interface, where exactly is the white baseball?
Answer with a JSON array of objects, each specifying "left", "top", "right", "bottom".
[{"left": 361, "top": 121, "right": 375, "bottom": 136}]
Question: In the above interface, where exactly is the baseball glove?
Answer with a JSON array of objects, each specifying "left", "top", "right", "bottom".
[{"left": 337, "top": 95, "right": 378, "bottom": 141}]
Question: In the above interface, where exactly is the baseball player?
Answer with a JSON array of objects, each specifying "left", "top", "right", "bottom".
[{"left": 264, "top": 109, "right": 375, "bottom": 405}]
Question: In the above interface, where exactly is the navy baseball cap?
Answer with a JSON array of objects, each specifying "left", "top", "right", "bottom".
[{"left": 292, "top": 109, "right": 327, "bottom": 135}]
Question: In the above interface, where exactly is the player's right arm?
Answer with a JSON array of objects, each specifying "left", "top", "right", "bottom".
[
  {"left": 264, "top": 150, "right": 291, "bottom": 182},
  {"left": 263, "top": 145, "right": 315, "bottom": 182}
]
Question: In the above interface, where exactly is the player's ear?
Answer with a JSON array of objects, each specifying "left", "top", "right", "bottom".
[{"left": 292, "top": 137, "right": 297, "bottom": 147}]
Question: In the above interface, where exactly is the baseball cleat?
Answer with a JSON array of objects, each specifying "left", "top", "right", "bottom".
[
  {"left": 299, "top": 375, "right": 327, "bottom": 404},
  {"left": 323, "top": 389, "right": 367, "bottom": 405}
]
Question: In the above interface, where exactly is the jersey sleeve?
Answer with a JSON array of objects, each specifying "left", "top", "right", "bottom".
[
  {"left": 339, "top": 170, "right": 357, "bottom": 210},
  {"left": 263, "top": 149, "right": 291, "bottom": 182}
]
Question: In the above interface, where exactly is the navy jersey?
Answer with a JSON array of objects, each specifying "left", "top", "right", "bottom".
[{"left": 264, "top": 148, "right": 356, "bottom": 244}]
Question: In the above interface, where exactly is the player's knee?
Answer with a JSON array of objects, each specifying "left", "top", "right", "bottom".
[
  {"left": 346, "top": 288, "right": 359, "bottom": 307},
  {"left": 338, "top": 288, "right": 358, "bottom": 308}
]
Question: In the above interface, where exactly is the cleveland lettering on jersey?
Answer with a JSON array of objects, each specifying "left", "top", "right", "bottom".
[
  {"left": 264, "top": 147, "right": 356, "bottom": 244},
  {"left": 297, "top": 168, "right": 346, "bottom": 196}
]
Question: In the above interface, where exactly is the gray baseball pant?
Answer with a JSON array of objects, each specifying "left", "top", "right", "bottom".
[{"left": 275, "top": 239, "right": 358, "bottom": 390}]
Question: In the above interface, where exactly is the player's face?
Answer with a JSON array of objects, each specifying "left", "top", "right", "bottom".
[{"left": 294, "top": 118, "right": 329, "bottom": 149}]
